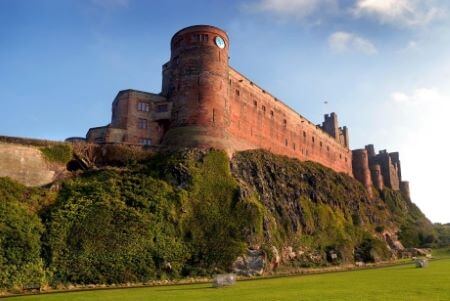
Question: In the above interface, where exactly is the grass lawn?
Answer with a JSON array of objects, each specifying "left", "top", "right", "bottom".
[{"left": 7, "top": 250, "right": 450, "bottom": 301}]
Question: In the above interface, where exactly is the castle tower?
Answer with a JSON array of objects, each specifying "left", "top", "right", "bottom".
[
  {"left": 161, "top": 25, "right": 230, "bottom": 150},
  {"left": 322, "top": 113, "right": 339, "bottom": 140},
  {"left": 365, "top": 144, "right": 375, "bottom": 158},
  {"left": 352, "top": 149, "right": 373, "bottom": 196},
  {"left": 400, "top": 181, "right": 410, "bottom": 199},
  {"left": 370, "top": 164, "right": 384, "bottom": 191}
]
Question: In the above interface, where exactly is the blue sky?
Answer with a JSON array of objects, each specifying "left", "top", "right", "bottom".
[{"left": 1, "top": 0, "right": 449, "bottom": 222}]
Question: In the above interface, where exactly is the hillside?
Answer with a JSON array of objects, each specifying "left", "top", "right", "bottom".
[{"left": 0, "top": 148, "right": 436, "bottom": 291}]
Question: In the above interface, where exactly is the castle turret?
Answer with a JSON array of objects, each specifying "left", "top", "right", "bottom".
[
  {"left": 365, "top": 144, "right": 375, "bottom": 158},
  {"left": 400, "top": 181, "right": 410, "bottom": 199},
  {"left": 370, "top": 164, "right": 384, "bottom": 191},
  {"left": 352, "top": 149, "right": 373, "bottom": 196},
  {"left": 161, "top": 25, "right": 230, "bottom": 150},
  {"left": 322, "top": 113, "right": 339, "bottom": 140}
]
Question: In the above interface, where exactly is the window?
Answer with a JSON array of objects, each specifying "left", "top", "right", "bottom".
[
  {"left": 327, "top": 146, "right": 330, "bottom": 152},
  {"left": 139, "top": 138, "right": 152, "bottom": 146},
  {"left": 138, "top": 102, "right": 150, "bottom": 112},
  {"left": 283, "top": 119, "right": 287, "bottom": 128},
  {"left": 192, "top": 34, "right": 208, "bottom": 42},
  {"left": 312, "top": 136, "right": 315, "bottom": 143},
  {"left": 262, "top": 105, "right": 266, "bottom": 113},
  {"left": 303, "top": 131, "right": 306, "bottom": 138},
  {"left": 293, "top": 143, "right": 296, "bottom": 150},
  {"left": 340, "top": 154, "right": 342, "bottom": 159},
  {"left": 320, "top": 141, "right": 323, "bottom": 148},
  {"left": 156, "top": 104, "right": 168, "bottom": 113},
  {"left": 138, "top": 118, "right": 148, "bottom": 129},
  {"left": 253, "top": 100, "right": 257, "bottom": 108},
  {"left": 236, "top": 89, "right": 240, "bottom": 96},
  {"left": 270, "top": 110, "right": 274, "bottom": 118}
]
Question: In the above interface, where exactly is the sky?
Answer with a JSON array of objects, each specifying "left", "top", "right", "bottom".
[{"left": 0, "top": 0, "right": 449, "bottom": 223}]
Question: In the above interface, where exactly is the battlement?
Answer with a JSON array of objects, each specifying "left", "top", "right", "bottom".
[{"left": 352, "top": 144, "right": 407, "bottom": 193}]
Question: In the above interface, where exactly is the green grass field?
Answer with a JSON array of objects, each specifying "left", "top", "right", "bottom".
[{"left": 7, "top": 250, "right": 450, "bottom": 301}]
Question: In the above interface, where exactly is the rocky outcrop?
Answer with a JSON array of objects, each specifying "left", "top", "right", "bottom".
[{"left": 232, "top": 248, "right": 266, "bottom": 276}]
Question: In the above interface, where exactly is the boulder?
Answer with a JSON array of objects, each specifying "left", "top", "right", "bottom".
[
  {"left": 212, "top": 274, "right": 236, "bottom": 288},
  {"left": 415, "top": 258, "right": 429, "bottom": 268},
  {"left": 232, "top": 249, "right": 265, "bottom": 276}
]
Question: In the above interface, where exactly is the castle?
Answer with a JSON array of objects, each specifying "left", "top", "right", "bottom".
[{"left": 86, "top": 25, "right": 410, "bottom": 198}]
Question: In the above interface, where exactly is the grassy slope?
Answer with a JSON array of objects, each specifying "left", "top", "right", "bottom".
[{"left": 9, "top": 256, "right": 450, "bottom": 301}]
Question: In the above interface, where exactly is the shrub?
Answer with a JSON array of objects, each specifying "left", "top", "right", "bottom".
[
  {"left": 0, "top": 178, "right": 45, "bottom": 289},
  {"left": 40, "top": 144, "right": 72, "bottom": 164}
]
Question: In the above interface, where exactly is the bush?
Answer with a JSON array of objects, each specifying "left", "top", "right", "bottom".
[
  {"left": 0, "top": 178, "right": 45, "bottom": 290},
  {"left": 44, "top": 170, "right": 188, "bottom": 284},
  {"left": 40, "top": 144, "right": 72, "bottom": 164},
  {"left": 182, "top": 150, "right": 259, "bottom": 273}
]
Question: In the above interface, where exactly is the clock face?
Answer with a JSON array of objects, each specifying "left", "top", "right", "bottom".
[{"left": 215, "top": 36, "right": 225, "bottom": 49}]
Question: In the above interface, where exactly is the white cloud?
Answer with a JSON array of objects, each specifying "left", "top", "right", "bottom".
[
  {"left": 352, "top": 0, "right": 445, "bottom": 27},
  {"left": 245, "top": 0, "right": 338, "bottom": 19},
  {"left": 388, "top": 87, "right": 450, "bottom": 222},
  {"left": 328, "top": 31, "right": 377, "bottom": 54},
  {"left": 390, "top": 87, "right": 446, "bottom": 105}
]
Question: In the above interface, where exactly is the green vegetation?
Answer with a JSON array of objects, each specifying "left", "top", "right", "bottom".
[
  {"left": 40, "top": 144, "right": 72, "bottom": 164},
  {"left": 434, "top": 223, "right": 450, "bottom": 247},
  {"left": 231, "top": 150, "right": 432, "bottom": 265},
  {"left": 0, "top": 178, "right": 46, "bottom": 290},
  {"left": 0, "top": 149, "right": 441, "bottom": 292},
  {"left": 380, "top": 189, "right": 436, "bottom": 248},
  {"left": 8, "top": 258, "right": 450, "bottom": 301}
]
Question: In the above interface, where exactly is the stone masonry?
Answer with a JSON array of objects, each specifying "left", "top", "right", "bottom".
[{"left": 86, "top": 25, "right": 410, "bottom": 195}]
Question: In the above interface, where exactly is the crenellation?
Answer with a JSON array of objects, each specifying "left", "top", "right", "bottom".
[{"left": 358, "top": 144, "right": 406, "bottom": 193}]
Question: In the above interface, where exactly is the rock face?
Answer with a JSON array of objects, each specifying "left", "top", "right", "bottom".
[
  {"left": 232, "top": 249, "right": 265, "bottom": 276},
  {"left": 0, "top": 142, "right": 65, "bottom": 186}
]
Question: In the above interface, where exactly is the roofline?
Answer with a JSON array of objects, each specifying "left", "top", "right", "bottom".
[
  {"left": 117, "top": 89, "right": 164, "bottom": 98},
  {"left": 171, "top": 25, "right": 229, "bottom": 43}
]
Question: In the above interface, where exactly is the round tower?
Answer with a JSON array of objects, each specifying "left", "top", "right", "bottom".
[
  {"left": 162, "top": 25, "right": 230, "bottom": 149},
  {"left": 400, "top": 181, "right": 410, "bottom": 199},
  {"left": 370, "top": 164, "right": 384, "bottom": 191},
  {"left": 352, "top": 149, "right": 373, "bottom": 196}
]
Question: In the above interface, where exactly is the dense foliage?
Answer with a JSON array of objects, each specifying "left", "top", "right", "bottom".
[
  {"left": 434, "top": 223, "right": 450, "bottom": 247},
  {"left": 40, "top": 144, "right": 72, "bottom": 164},
  {"left": 0, "top": 149, "right": 440, "bottom": 291},
  {"left": 0, "top": 178, "right": 45, "bottom": 290}
]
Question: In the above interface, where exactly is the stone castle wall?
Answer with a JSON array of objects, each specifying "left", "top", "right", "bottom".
[
  {"left": 160, "top": 25, "right": 352, "bottom": 175},
  {"left": 85, "top": 25, "right": 411, "bottom": 185},
  {"left": 0, "top": 138, "right": 66, "bottom": 186}
]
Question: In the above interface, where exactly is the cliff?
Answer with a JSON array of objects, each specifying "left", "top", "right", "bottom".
[{"left": 0, "top": 148, "right": 435, "bottom": 291}]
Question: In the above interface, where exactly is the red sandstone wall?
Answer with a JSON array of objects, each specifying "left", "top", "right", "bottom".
[
  {"left": 110, "top": 90, "right": 167, "bottom": 145},
  {"left": 162, "top": 25, "right": 230, "bottom": 149},
  {"left": 162, "top": 25, "right": 352, "bottom": 175},
  {"left": 352, "top": 149, "right": 372, "bottom": 195},
  {"left": 370, "top": 164, "right": 384, "bottom": 190},
  {"left": 226, "top": 68, "right": 352, "bottom": 175}
]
